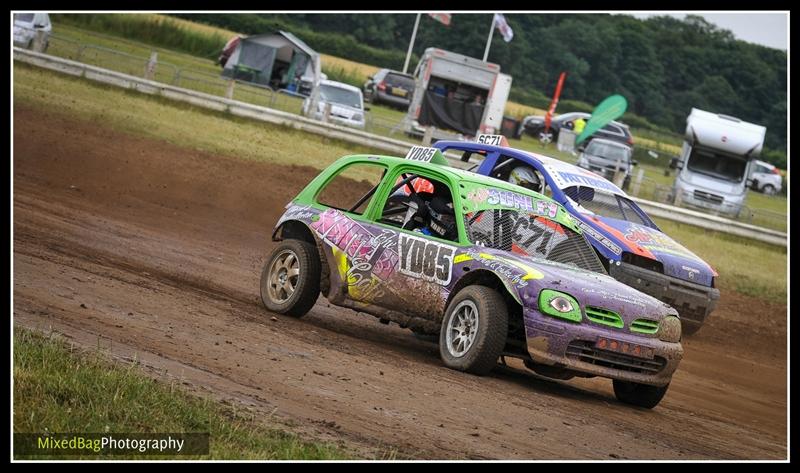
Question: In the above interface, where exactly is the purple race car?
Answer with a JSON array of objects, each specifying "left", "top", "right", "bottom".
[
  {"left": 435, "top": 139, "right": 720, "bottom": 335},
  {"left": 260, "top": 148, "right": 683, "bottom": 408}
]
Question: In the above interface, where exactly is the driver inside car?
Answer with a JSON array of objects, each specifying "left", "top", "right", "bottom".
[
  {"left": 383, "top": 175, "right": 458, "bottom": 241},
  {"left": 507, "top": 166, "right": 543, "bottom": 194}
]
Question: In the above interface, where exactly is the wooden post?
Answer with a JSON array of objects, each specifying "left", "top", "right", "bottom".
[
  {"left": 323, "top": 102, "right": 332, "bottom": 122},
  {"left": 145, "top": 51, "right": 158, "bottom": 80},
  {"left": 225, "top": 79, "right": 235, "bottom": 99},
  {"left": 422, "top": 126, "right": 433, "bottom": 146},
  {"left": 613, "top": 156, "right": 626, "bottom": 188},
  {"left": 632, "top": 168, "right": 645, "bottom": 196},
  {"left": 31, "top": 30, "right": 47, "bottom": 53}
]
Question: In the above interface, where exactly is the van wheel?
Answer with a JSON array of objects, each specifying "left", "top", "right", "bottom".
[
  {"left": 439, "top": 286, "right": 508, "bottom": 375},
  {"left": 613, "top": 380, "right": 669, "bottom": 409},
  {"left": 260, "top": 239, "right": 320, "bottom": 318}
]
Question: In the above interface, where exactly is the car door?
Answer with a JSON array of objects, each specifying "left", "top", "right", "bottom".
[
  {"left": 308, "top": 160, "right": 400, "bottom": 306},
  {"left": 367, "top": 167, "right": 462, "bottom": 319}
]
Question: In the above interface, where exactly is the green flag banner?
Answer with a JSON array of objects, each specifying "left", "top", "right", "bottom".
[{"left": 575, "top": 94, "right": 628, "bottom": 145}]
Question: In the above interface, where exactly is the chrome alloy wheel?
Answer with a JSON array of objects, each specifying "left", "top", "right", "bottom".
[{"left": 445, "top": 300, "right": 480, "bottom": 357}]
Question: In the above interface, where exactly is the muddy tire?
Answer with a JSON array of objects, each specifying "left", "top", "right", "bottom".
[
  {"left": 613, "top": 380, "right": 669, "bottom": 409},
  {"left": 439, "top": 286, "right": 508, "bottom": 375},
  {"left": 260, "top": 239, "right": 320, "bottom": 318}
]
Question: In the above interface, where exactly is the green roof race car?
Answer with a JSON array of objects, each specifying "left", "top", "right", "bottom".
[{"left": 261, "top": 147, "right": 684, "bottom": 408}]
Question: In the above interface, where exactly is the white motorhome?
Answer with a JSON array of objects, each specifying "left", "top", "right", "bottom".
[
  {"left": 404, "top": 48, "right": 512, "bottom": 142},
  {"left": 670, "top": 108, "right": 766, "bottom": 217}
]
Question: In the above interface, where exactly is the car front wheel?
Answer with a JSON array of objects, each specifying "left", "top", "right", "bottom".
[
  {"left": 260, "top": 239, "right": 320, "bottom": 318},
  {"left": 763, "top": 184, "right": 777, "bottom": 195},
  {"left": 613, "top": 380, "right": 669, "bottom": 409},
  {"left": 439, "top": 286, "right": 508, "bottom": 375}
]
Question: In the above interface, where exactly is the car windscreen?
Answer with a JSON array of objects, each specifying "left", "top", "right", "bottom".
[
  {"left": 385, "top": 73, "right": 415, "bottom": 90},
  {"left": 564, "top": 186, "right": 652, "bottom": 227},
  {"left": 585, "top": 141, "right": 631, "bottom": 162},
  {"left": 319, "top": 85, "right": 362, "bottom": 109},
  {"left": 686, "top": 147, "right": 748, "bottom": 182},
  {"left": 466, "top": 209, "right": 607, "bottom": 274},
  {"left": 15, "top": 13, "right": 35, "bottom": 22}
]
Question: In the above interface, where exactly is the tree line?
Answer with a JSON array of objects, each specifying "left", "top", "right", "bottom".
[{"left": 174, "top": 13, "right": 787, "bottom": 166}]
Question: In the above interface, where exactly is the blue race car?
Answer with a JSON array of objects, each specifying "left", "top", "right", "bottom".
[{"left": 434, "top": 138, "right": 720, "bottom": 335}]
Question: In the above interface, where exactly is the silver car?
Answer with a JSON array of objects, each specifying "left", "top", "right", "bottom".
[
  {"left": 749, "top": 159, "right": 782, "bottom": 195},
  {"left": 303, "top": 80, "right": 366, "bottom": 129},
  {"left": 576, "top": 138, "right": 636, "bottom": 190}
]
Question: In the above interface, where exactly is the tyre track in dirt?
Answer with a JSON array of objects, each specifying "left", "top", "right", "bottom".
[{"left": 13, "top": 106, "right": 787, "bottom": 459}]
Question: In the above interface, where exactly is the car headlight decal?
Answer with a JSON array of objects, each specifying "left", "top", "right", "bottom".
[{"left": 538, "top": 289, "right": 582, "bottom": 322}]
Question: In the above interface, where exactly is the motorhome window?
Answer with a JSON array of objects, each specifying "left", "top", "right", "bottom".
[
  {"left": 319, "top": 85, "right": 362, "bottom": 109},
  {"left": 585, "top": 141, "right": 631, "bottom": 162},
  {"left": 686, "top": 148, "right": 747, "bottom": 182},
  {"left": 565, "top": 186, "right": 651, "bottom": 227}
]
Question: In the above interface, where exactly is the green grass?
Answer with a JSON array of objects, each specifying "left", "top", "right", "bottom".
[
  {"left": 14, "top": 64, "right": 377, "bottom": 168},
  {"left": 12, "top": 64, "right": 786, "bottom": 302},
  {"left": 13, "top": 327, "right": 352, "bottom": 460}
]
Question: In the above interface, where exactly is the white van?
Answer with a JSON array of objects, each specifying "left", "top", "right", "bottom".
[
  {"left": 302, "top": 80, "right": 366, "bottom": 129},
  {"left": 670, "top": 108, "right": 766, "bottom": 217},
  {"left": 13, "top": 13, "right": 52, "bottom": 51}
]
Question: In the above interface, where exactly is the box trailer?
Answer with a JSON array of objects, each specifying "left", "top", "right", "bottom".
[
  {"left": 670, "top": 108, "right": 766, "bottom": 217},
  {"left": 404, "top": 48, "right": 512, "bottom": 142}
]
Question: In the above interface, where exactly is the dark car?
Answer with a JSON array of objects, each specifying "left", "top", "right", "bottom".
[
  {"left": 363, "top": 69, "right": 416, "bottom": 110},
  {"left": 517, "top": 112, "right": 634, "bottom": 148},
  {"left": 576, "top": 138, "right": 637, "bottom": 191}
]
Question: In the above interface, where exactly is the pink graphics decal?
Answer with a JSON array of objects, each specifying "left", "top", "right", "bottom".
[{"left": 310, "top": 208, "right": 399, "bottom": 281}]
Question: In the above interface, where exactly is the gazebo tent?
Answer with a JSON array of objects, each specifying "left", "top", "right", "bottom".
[{"left": 221, "top": 31, "right": 321, "bottom": 95}]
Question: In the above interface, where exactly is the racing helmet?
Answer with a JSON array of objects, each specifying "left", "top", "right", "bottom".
[
  {"left": 508, "top": 166, "right": 542, "bottom": 193},
  {"left": 426, "top": 196, "right": 456, "bottom": 240}
]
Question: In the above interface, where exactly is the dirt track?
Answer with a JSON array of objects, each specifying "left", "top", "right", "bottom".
[{"left": 13, "top": 106, "right": 787, "bottom": 459}]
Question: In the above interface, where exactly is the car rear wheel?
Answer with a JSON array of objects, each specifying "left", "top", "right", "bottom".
[
  {"left": 613, "top": 380, "right": 669, "bottom": 409},
  {"left": 260, "top": 239, "right": 320, "bottom": 318},
  {"left": 439, "top": 286, "right": 508, "bottom": 375},
  {"left": 763, "top": 184, "right": 777, "bottom": 195}
]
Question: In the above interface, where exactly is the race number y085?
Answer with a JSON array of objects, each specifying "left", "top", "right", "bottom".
[{"left": 405, "top": 146, "right": 439, "bottom": 163}]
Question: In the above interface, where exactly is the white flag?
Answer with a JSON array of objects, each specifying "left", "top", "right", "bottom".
[{"left": 494, "top": 13, "right": 514, "bottom": 42}]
